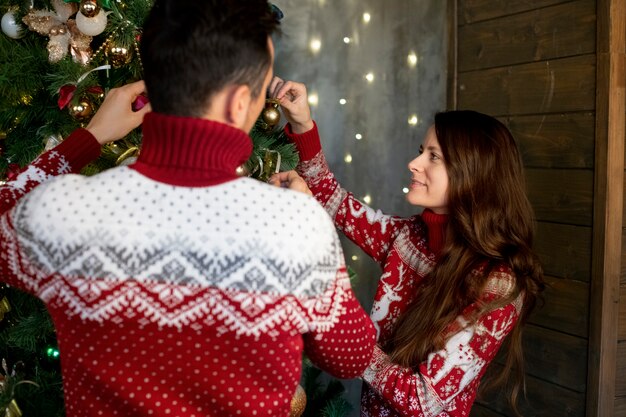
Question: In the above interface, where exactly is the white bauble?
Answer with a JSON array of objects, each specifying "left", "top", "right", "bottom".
[
  {"left": 1, "top": 11, "right": 25, "bottom": 39},
  {"left": 75, "top": 9, "right": 108, "bottom": 36}
]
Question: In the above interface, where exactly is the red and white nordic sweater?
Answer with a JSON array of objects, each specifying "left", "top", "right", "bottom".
[
  {"left": 0, "top": 113, "right": 376, "bottom": 417},
  {"left": 286, "top": 123, "right": 523, "bottom": 417}
]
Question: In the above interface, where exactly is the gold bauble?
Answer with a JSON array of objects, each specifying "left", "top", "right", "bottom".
[
  {"left": 69, "top": 97, "right": 94, "bottom": 121},
  {"left": 79, "top": 0, "right": 100, "bottom": 18},
  {"left": 106, "top": 44, "right": 133, "bottom": 68},
  {"left": 260, "top": 99, "right": 281, "bottom": 131},
  {"left": 289, "top": 384, "right": 306, "bottom": 417}
]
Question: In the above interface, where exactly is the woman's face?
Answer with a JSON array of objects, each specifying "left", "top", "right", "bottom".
[{"left": 406, "top": 125, "right": 449, "bottom": 214}]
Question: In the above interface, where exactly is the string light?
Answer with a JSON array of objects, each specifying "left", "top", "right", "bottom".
[
  {"left": 363, "top": 12, "right": 371, "bottom": 23},
  {"left": 344, "top": 154, "right": 353, "bottom": 163},
  {"left": 310, "top": 38, "right": 322, "bottom": 53},
  {"left": 46, "top": 347, "right": 60, "bottom": 359},
  {"left": 363, "top": 194, "right": 372, "bottom": 204},
  {"left": 408, "top": 51, "right": 418, "bottom": 67},
  {"left": 402, "top": 187, "right": 409, "bottom": 194},
  {"left": 365, "top": 72, "right": 375, "bottom": 83},
  {"left": 355, "top": 133, "right": 363, "bottom": 140},
  {"left": 343, "top": 37, "right": 351, "bottom": 44},
  {"left": 308, "top": 93, "right": 319, "bottom": 106},
  {"left": 408, "top": 115, "right": 419, "bottom": 126},
  {"left": 351, "top": 255, "right": 359, "bottom": 261},
  {"left": 339, "top": 98, "right": 347, "bottom": 105}
]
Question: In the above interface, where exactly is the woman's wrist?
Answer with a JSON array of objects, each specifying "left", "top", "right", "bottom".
[{"left": 289, "top": 119, "right": 315, "bottom": 134}]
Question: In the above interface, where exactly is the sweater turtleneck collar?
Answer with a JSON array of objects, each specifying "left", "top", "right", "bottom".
[
  {"left": 130, "top": 112, "right": 252, "bottom": 187},
  {"left": 421, "top": 209, "right": 449, "bottom": 257}
]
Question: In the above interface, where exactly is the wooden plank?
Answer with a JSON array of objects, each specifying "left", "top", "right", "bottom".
[
  {"left": 530, "top": 276, "right": 589, "bottom": 338},
  {"left": 616, "top": 396, "right": 626, "bottom": 416},
  {"left": 459, "top": 0, "right": 595, "bottom": 71},
  {"left": 526, "top": 168, "right": 593, "bottom": 226},
  {"left": 586, "top": 0, "right": 626, "bottom": 415},
  {"left": 619, "top": 285, "right": 626, "bottom": 340},
  {"left": 459, "top": 0, "right": 571, "bottom": 25},
  {"left": 470, "top": 405, "right": 506, "bottom": 417},
  {"left": 616, "top": 342, "right": 626, "bottom": 396},
  {"left": 504, "top": 112, "right": 595, "bottom": 169},
  {"left": 535, "top": 222, "right": 592, "bottom": 282},
  {"left": 522, "top": 325, "right": 587, "bottom": 392},
  {"left": 457, "top": 55, "right": 596, "bottom": 116},
  {"left": 476, "top": 362, "right": 585, "bottom": 417},
  {"left": 622, "top": 227, "right": 626, "bottom": 285}
]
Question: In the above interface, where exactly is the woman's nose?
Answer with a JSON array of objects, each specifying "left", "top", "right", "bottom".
[{"left": 408, "top": 155, "right": 423, "bottom": 172}]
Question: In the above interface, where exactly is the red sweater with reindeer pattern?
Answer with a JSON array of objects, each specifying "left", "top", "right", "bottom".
[{"left": 286, "top": 123, "right": 524, "bottom": 417}]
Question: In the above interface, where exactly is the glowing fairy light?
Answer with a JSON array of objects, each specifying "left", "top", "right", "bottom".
[
  {"left": 339, "top": 98, "right": 347, "bottom": 105},
  {"left": 363, "top": 194, "right": 372, "bottom": 204},
  {"left": 363, "top": 12, "right": 371, "bottom": 23},
  {"left": 402, "top": 187, "right": 409, "bottom": 194},
  {"left": 355, "top": 133, "right": 363, "bottom": 140},
  {"left": 344, "top": 154, "right": 353, "bottom": 163},
  {"left": 408, "top": 115, "right": 419, "bottom": 126},
  {"left": 343, "top": 37, "right": 351, "bottom": 44},
  {"left": 351, "top": 255, "right": 359, "bottom": 261},
  {"left": 308, "top": 93, "right": 319, "bottom": 106},
  {"left": 408, "top": 51, "right": 418, "bottom": 67},
  {"left": 310, "top": 39, "right": 322, "bottom": 53},
  {"left": 365, "top": 72, "right": 375, "bottom": 83}
]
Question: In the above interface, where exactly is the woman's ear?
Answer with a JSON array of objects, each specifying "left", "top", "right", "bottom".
[{"left": 226, "top": 84, "right": 252, "bottom": 129}]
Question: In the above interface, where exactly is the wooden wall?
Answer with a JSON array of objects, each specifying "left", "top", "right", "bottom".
[{"left": 449, "top": 0, "right": 625, "bottom": 416}]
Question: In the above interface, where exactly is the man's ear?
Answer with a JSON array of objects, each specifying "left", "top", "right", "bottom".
[{"left": 226, "top": 84, "right": 251, "bottom": 129}]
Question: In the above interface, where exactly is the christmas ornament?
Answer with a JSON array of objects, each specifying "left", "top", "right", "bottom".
[
  {"left": 68, "top": 97, "right": 93, "bottom": 121},
  {"left": 257, "top": 149, "right": 281, "bottom": 182},
  {"left": 4, "top": 399, "right": 22, "bottom": 417},
  {"left": 115, "top": 146, "right": 139, "bottom": 166},
  {"left": 106, "top": 44, "right": 132, "bottom": 68},
  {"left": 1, "top": 10, "right": 25, "bottom": 39},
  {"left": 79, "top": 0, "right": 100, "bottom": 18},
  {"left": 290, "top": 384, "right": 306, "bottom": 417},
  {"left": 75, "top": 8, "right": 108, "bottom": 37},
  {"left": 0, "top": 296, "right": 10, "bottom": 322},
  {"left": 235, "top": 165, "right": 249, "bottom": 177},
  {"left": 260, "top": 99, "right": 281, "bottom": 131},
  {"left": 44, "top": 134, "right": 64, "bottom": 151},
  {"left": 22, "top": 0, "right": 92, "bottom": 64}
]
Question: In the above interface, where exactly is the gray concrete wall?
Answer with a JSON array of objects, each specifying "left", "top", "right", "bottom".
[{"left": 272, "top": 1, "right": 447, "bottom": 414}]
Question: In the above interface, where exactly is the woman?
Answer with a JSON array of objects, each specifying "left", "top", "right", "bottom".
[{"left": 269, "top": 78, "right": 545, "bottom": 417}]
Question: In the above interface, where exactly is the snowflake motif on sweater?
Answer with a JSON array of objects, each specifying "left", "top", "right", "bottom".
[
  {"left": 287, "top": 123, "right": 523, "bottom": 417},
  {"left": 0, "top": 117, "right": 377, "bottom": 417}
]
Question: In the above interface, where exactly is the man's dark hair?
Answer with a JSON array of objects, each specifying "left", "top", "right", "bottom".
[{"left": 140, "top": 0, "right": 281, "bottom": 117}]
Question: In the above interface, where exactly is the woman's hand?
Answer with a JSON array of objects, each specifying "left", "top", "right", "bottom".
[
  {"left": 268, "top": 77, "right": 314, "bottom": 134},
  {"left": 268, "top": 171, "right": 312, "bottom": 196}
]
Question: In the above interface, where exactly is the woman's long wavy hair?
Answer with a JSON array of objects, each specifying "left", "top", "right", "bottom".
[{"left": 385, "top": 110, "right": 545, "bottom": 415}]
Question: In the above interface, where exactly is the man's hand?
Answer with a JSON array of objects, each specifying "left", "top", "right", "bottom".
[
  {"left": 268, "top": 77, "right": 314, "bottom": 134},
  {"left": 86, "top": 80, "right": 152, "bottom": 145},
  {"left": 268, "top": 171, "right": 312, "bottom": 196}
]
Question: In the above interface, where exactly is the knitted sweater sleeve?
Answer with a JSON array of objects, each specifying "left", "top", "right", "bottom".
[
  {"left": 0, "top": 129, "right": 100, "bottom": 215},
  {"left": 0, "top": 129, "right": 100, "bottom": 293},
  {"left": 362, "top": 273, "right": 523, "bottom": 417},
  {"left": 286, "top": 123, "right": 409, "bottom": 265},
  {"left": 302, "top": 263, "right": 377, "bottom": 379}
]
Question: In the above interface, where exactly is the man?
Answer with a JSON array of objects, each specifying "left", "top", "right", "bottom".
[{"left": 0, "top": 1, "right": 376, "bottom": 416}]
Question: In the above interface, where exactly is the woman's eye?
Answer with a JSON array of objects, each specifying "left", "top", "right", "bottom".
[{"left": 430, "top": 153, "right": 440, "bottom": 161}]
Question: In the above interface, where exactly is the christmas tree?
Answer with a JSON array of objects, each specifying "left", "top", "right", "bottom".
[{"left": 0, "top": 1, "right": 354, "bottom": 416}]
